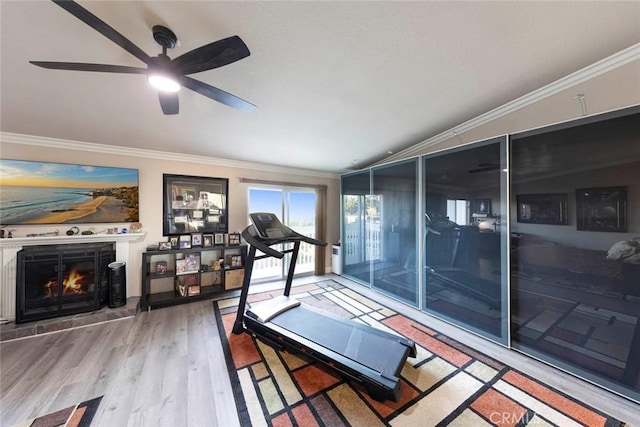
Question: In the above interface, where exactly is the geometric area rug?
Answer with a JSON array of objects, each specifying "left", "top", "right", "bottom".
[
  {"left": 214, "top": 280, "right": 625, "bottom": 426},
  {"left": 10, "top": 396, "right": 102, "bottom": 427}
]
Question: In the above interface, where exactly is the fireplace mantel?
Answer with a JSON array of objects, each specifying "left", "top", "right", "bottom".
[
  {"left": 0, "top": 232, "right": 145, "bottom": 248},
  {"left": 1, "top": 232, "right": 146, "bottom": 322}
]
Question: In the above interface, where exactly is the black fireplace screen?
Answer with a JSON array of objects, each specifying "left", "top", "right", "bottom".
[{"left": 16, "top": 243, "right": 114, "bottom": 323}]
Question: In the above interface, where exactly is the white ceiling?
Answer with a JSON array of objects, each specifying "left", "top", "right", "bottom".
[{"left": 1, "top": 1, "right": 639, "bottom": 173}]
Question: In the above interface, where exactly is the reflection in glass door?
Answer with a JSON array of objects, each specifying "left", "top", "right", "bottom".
[
  {"left": 341, "top": 171, "right": 371, "bottom": 285},
  {"left": 248, "top": 187, "right": 317, "bottom": 280}
]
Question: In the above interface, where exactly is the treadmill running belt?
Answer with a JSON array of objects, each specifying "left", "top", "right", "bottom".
[{"left": 270, "top": 305, "right": 407, "bottom": 376}]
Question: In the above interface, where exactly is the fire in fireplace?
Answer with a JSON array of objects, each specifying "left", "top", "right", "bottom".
[
  {"left": 44, "top": 268, "right": 90, "bottom": 297},
  {"left": 16, "top": 243, "right": 114, "bottom": 323}
]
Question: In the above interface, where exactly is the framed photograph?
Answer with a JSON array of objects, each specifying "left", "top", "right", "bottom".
[
  {"left": 153, "top": 261, "right": 168, "bottom": 275},
  {"left": 158, "top": 241, "right": 172, "bottom": 250},
  {"left": 214, "top": 233, "right": 225, "bottom": 245},
  {"left": 516, "top": 193, "right": 568, "bottom": 225},
  {"left": 473, "top": 199, "right": 491, "bottom": 215},
  {"left": 179, "top": 235, "right": 192, "bottom": 249},
  {"left": 0, "top": 159, "right": 139, "bottom": 225},
  {"left": 163, "top": 174, "right": 229, "bottom": 236},
  {"left": 176, "top": 254, "right": 200, "bottom": 275},
  {"left": 203, "top": 234, "right": 213, "bottom": 248},
  {"left": 576, "top": 186, "right": 627, "bottom": 232},
  {"left": 191, "top": 233, "right": 203, "bottom": 247},
  {"left": 228, "top": 232, "right": 241, "bottom": 246},
  {"left": 226, "top": 254, "right": 243, "bottom": 268},
  {"left": 169, "top": 235, "right": 179, "bottom": 249}
]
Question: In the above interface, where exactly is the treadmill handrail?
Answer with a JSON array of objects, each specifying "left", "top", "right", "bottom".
[{"left": 242, "top": 224, "right": 327, "bottom": 258}]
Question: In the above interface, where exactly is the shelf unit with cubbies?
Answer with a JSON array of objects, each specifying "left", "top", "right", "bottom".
[{"left": 141, "top": 244, "right": 247, "bottom": 310}]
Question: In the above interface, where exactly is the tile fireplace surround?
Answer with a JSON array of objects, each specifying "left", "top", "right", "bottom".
[{"left": 0, "top": 233, "right": 145, "bottom": 323}]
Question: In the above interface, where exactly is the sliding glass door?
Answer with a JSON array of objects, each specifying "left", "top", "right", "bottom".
[
  {"left": 510, "top": 108, "right": 640, "bottom": 402},
  {"left": 423, "top": 137, "right": 508, "bottom": 344},
  {"left": 248, "top": 187, "right": 317, "bottom": 280},
  {"left": 371, "top": 159, "right": 419, "bottom": 306}
]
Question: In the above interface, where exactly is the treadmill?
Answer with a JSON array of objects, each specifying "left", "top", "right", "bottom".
[{"left": 232, "top": 213, "right": 417, "bottom": 402}]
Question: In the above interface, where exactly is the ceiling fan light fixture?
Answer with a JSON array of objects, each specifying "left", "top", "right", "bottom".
[{"left": 148, "top": 73, "right": 180, "bottom": 93}]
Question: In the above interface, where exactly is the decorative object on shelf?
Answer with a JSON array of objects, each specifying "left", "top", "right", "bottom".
[
  {"left": 179, "top": 235, "right": 191, "bottom": 249},
  {"left": 191, "top": 233, "right": 203, "bottom": 247},
  {"left": 130, "top": 222, "right": 143, "bottom": 232},
  {"left": 169, "top": 235, "right": 179, "bottom": 249},
  {"left": 176, "top": 274, "right": 199, "bottom": 297},
  {"left": 66, "top": 226, "right": 80, "bottom": 236},
  {"left": 203, "top": 234, "right": 213, "bottom": 247},
  {"left": 163, "top": 174, "right": 228, "bottom": 236},
  {"left": 516, "top": 193, "right": 568, "bottom": 225},
  {"left": 158, "top": 241, "right": 172, "bottom": 250},
  {"left": 228, "top": 232, "right": 241, "bottom": 246},
  {"left": 576, "top": 186, "right": 627, "bottom": 232},
  {"left": 154, "top": 261, "right": 168, "bottom": 274},
  {"left": 25, "top": 230, "right": 61, "bottom": 237}
]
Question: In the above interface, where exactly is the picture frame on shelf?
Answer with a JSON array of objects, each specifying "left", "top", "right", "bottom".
[
  {"left": 191, "top": 233, "right": 203, "bottom": 247},
  {"left": 228, "top": 232, "right": 241, "bottom": 246},
  {"left": 153, "top": 261, "right": 168, "bottom": 275},
  {"left": 214, "top": 233, "right": 225, "bottom": 245},
  {"left": 179, "top": 235, "right": 191, "bottom": 249},
  {"left": 158, "top": 241, "right": 172, "bottom": 250},
  {"left": 169, "top": 235, "right": 179, "bottom": 249},
  {"left": 176, "top": 254, "right": 200, "bottom": 275},
  {"left": 203, "top": 234, "right": 213, "bottom": 248},
  {"left": 226, "top": 254, "right": 243, "bottom": 268}
]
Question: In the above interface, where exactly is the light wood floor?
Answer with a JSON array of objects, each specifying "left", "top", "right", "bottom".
[
  {"left": 1, "top": 299, "right": 239, "bottom": 427},
  {"left": 1, "top": 274, "right": 639, "bottom": 426}
]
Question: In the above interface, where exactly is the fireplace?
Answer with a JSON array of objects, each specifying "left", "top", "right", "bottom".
[{"left": 16, "top": 243, "right": 115, "bottom": 323}]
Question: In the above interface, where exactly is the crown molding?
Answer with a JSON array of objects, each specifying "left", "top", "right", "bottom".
[
  {"left": 381, "top": 43, "right": 640, "bottom": 165},
  {"left": 0, "top": 132, "right": 339, "bottom": 180}
]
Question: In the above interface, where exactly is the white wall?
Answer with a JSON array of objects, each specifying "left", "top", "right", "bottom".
[{"left": 0, "top": 137, "right": 340, "bottom": 297}]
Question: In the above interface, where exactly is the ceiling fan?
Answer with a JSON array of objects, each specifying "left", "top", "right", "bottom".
[{"left": 30, "top": 0, "right": 256, "bottom": 115}]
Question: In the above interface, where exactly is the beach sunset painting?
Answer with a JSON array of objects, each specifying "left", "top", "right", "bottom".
[{"left": 0, "top": 159, "right": 139, "bottom": 225}]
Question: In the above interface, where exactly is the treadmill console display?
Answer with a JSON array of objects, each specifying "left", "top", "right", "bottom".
[{"left": 249, "top": 212, "right": 293, "bottom": 239}]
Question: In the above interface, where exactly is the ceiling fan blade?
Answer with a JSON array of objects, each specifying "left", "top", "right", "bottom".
[
  {"left": 30, "top": 61, "right": 147, "bottom": 74},
  {"left": 171, "top": 36, "right": 250, "bottom": 75},
  {"left": 52, "top": 0, "right": 151, "bottom": 65},
  {"left": 182, "top": 76, "right": 256, "bottom": 113},
  {"left": 468, "top": 166, "right": 500, "bottom": 174},
  {"left": 159, "top": 92, "right": 179, "bottom": 115}
]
